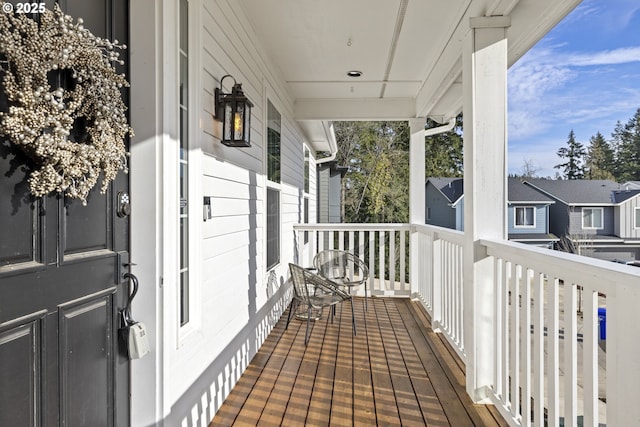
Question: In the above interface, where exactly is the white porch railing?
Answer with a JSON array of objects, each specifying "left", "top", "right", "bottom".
[
  {"left": 292, "top": 223, "right": 640, "bottom": 426},
  {"left": 293, "top": 223, "right": 411, "bottom": 297}
]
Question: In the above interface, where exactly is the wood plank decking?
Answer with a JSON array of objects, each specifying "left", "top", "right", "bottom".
[{"left": 210, "top": 297, "right": 508, "bottom": 426}]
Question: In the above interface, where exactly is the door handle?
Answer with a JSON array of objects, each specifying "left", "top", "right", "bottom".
[{"left": 122, "top": 272, "right": 139, "bottom": 326}]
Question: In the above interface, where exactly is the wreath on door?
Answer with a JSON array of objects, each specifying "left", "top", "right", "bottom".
[{"left": 0, "top": 3, "right": 133, "bottom": 205}]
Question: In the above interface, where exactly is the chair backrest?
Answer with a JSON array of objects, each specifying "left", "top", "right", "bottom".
[
  {"left": 289, "top": 263, "right": 314, "bottom": 300},
  {"left": 313, "top": 250, "right": 368, "bottom": 282},
  {"left": 314, "top": 250, "right": 347, "bottom": 280}
]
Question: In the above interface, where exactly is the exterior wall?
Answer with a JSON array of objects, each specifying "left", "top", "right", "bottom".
[
  {"left": 425, "top": 181, "right": 456, "bottom": 229},
  {"left": 507, "top": 204, "right": 547, "bottom": 234},
  {"left": 590, "top": 246, "right": 640, "bottom": 262},
  {"left": 317, "top": 166, "right": 330, "bottom": 222},
  {"left": 616, "top": 195, "right": 640, "bottom": 238},
  {"left": 130, "top": 1, "right": 317, "bottom": 425},
  {"left": 317, "top": 164, "right": 341, "bottom": 223},
  {"left": 455, "top": 199, "right": 464, "bottom": 231},
  {"left": 567, "top": 206, "right": 615, "bottom": 236},
  {"left": 548, "top": 201, "right": 571, "bottom": 237}
]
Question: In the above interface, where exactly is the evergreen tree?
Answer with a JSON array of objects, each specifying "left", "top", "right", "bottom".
[
  {"left": 611, "top": 108, "right": 640, "bottom": 182},
  {"left": 584, "top": 132, "right": 614, "bottom": 180},
  {"left": 555, "top": 130, "right": 586, "bottom": 179},
  {"left": 425, "top": 115, "right": 463, "bottom": 178}
]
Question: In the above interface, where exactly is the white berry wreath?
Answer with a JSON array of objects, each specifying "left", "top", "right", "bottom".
[{"left": 0, "top": 3, "right": 132, "bottom": 205}]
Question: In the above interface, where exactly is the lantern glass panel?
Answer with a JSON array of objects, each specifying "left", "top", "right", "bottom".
[
  {"left": 234, "top": 103, "right": 245, "bottom": 141},
  {"left": 224, "top": 102, "right": 232, "bottom": 141}
]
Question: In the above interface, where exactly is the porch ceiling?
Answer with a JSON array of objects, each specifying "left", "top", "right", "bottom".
[{"left": 236, "top": 0, "right": 581, "bottom": 149}]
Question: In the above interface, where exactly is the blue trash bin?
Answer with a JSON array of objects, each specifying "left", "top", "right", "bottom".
[{"left": 598, "top": 307, "right": 606, "bottom": 340}]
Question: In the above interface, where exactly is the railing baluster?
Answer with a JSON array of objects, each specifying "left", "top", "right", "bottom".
[
  {"left": 521, "top": 268, "right": 532, "bottom": 427},
  {"left": 494, "top": 257, "right": 503, "bottom": 399},
  {"left": 564, "top": 282, "right": 578, "bottom": 426},
  {"left": 369, "top": 231, "right": 375, "bottom": 294},
  {"left": 501, "top": 259, "right": 510, "bottom": 403},
  {"left": 389, "top": 230, "right": 395, "bottom": 290},
  {"left": 548, "top": 278, "right": 560, "bottom": 427},
  {"left": 510, "top": 263, "right": 520, "bottom": 420},
  {"left": 400, "top": 229, "right": 406, "bottom": 289},
  {"left": 582, "top": 288, "right": 598, "bottom": 427},
  {"left": 533, "top": 271, "right": 544, "bottom": 427},
  {"left": 379, "top": 231, "right": 385, "bottom": 291}
]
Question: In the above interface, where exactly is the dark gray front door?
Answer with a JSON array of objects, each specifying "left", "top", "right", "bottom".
[{"left": 0, "top": 1, "right": 131, "bottom": 425}]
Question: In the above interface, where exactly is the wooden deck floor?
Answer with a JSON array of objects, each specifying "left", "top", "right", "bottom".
[{"left": 210, "top": 297, "right": 508, "bottom": 427}]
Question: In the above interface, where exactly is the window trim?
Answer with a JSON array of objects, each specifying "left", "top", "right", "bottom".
[
  {"left": 265, "top": 99, "right": 282, "bottom": 271},
  {"left": 635, "top": 207, "right": 640, "bottom": 229},
  {"left": 514, "top": 206, "right": 536, "bottom": 228},
  {"left": 582, "top": 207, "right": 604, "bottom": 230},
  {"left": 176, "top": 0, "right": 202, "bottom": 341}
]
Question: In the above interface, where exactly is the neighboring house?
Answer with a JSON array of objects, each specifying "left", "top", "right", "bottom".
[
  {"left": 317, "top": 161, "right": 348, "bottom": 223},
  {"left": 426, "top": 177, "right": 464, "bottom": 231},
  {"left": 507, "top": 178, "right": 559, "bottom": 248},
  {"left": 523, "top": 179, "right": 640, "bottom": 260},
  {"left": 426, "top": 177, "right": 558, "bottom": 247}
]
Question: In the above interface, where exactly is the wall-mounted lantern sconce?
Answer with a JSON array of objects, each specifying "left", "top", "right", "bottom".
[{"left": 213, "top": 75, "right": 254, "bottom": 147}]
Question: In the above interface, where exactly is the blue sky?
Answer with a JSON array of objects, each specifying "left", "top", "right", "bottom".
[{"left": 508, "top": 0, "right": 640, "bottom": 178}]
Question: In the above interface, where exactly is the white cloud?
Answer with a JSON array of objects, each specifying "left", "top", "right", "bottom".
[
  {"left": 508, "top": 43, "right": 640, "bottom": 140},
  {"left": 567, "top": 47, "right": 640, "bottom": 66}
]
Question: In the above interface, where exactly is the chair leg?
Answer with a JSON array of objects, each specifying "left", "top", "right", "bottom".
[
  {"left": 286, "top": 299, "right": 297, "bottom": 329},
  {"left": 304, "top": 306, "right": 311, "bottom": 346}
]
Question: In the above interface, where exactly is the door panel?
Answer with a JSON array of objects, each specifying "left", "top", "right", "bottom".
[
  {"left": 60, "top": 290, "right": 115, "bottom": 427},
  {"left": 0, "top": 315, "right": 43, "bottom": 427},
  {"left": 0, "top": 1, "right": 131, "bottom": 425},
  {"left": 64, "top": 189, "right": 110, "bottom": 255},
  {"left": 0, "top": 143, "right": 39, "bottom": 266}
]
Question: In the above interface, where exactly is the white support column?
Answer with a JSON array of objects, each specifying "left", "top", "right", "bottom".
[
  {"left": 462, "top": 16, "right": 510, "bottom": 402},
  {"left": 409, "top": 118, "right": 426, "bottom": 296}
]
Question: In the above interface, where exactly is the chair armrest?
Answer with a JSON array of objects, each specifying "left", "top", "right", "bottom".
[{"left": 303, "top": 270, "right": 351, "bottom": 299}]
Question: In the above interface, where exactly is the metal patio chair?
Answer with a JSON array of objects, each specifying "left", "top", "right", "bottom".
[
  {"left": 287, "top": 263, "right": 356, "bottom": 345},
  {"left": 313, "top": 249, "right": 369, "bottom": 310}
]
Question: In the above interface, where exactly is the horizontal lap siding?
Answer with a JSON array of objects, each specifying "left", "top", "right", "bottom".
[{"left": 164, "top": 1, "right": 317, "bottom": 424}]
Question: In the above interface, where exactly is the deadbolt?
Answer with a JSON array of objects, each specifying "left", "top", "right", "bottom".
[{"left": 117, "top": 191, "right": 131, "bottom": 218}]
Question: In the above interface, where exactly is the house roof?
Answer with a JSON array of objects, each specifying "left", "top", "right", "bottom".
[
  {"left": 508, "top": 178, "right": 554, "bottom": 204},
  {"left": 523, "top": 179, "right": 623, "bottom": 205},
  {"left": 426, "top": 177, "right": 464, "bottom": 205},
  {"left": 612, "top": 189, "right": 640, "bottom": 204},
  {"left": 427, "top": 177, "right": 556, "bottom": 205},
  {"left": 235, "top": 0, "right": 581, "bottom": 149}
]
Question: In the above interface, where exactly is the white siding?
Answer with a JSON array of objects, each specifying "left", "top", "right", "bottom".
[
  {"left": 617, "top": 196, "right": 640, "bottom": 238},
  {"left": 159, "top": 0, "right": 317, "bottom": 424}
]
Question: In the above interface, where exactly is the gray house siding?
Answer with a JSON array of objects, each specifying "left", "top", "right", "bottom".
[
  {"left": 548, "top": 201, "right": 571, "bottom": 237},
  {"left": 317, "top": 164, "right": 343, "bottom": 223},
  {"left": 567, "top": 206, "right": 615, "bottom": 236},
  {"left": 426, "top": 181, "right": 456, "bottom": 229},
  {"left": 507, "top": 205, "right": 547, "bottom": 235},
  {"left": 617, "top": 196, "right": 640, "bottom": 238}
]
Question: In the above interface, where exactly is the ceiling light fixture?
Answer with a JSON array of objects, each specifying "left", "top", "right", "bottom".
[{"left": 347, "top": 70, "right": 362, "bottom": 78}]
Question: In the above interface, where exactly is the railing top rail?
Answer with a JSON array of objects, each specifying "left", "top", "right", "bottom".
[
  {"left": 411, "top": 224, "right": 465, "bottom": 245},
  {"left": 481, "top": 237, "right": 640, "bottom": 292},
  {"left": 293, "top": 223, "right": 411, "bottom": 231}
]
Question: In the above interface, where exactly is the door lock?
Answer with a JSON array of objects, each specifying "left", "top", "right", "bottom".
[{"left": 117, "top": 191, "right": 131, "bottom": 218}]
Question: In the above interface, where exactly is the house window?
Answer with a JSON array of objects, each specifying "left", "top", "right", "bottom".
[
  {"left": 515, "top": 206, "right": 535, "bottom": 227},
  {"left": 582, "top": 207, "right": 603, "bottom": 229},
  {"left": 178, "top": 0, "right": 189, "bottom": 326},
  {"left": 303, "top": 145, "right": 310, "bottom": 244},
  {"left": 266, "top": 101, "right": 281, "bottom": 270},
  {"left": 635, "top": 207, "right": 640, "bottom": 228},
  {"left": 304, "top": 146, "right": 310, "bottom": 193}
]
